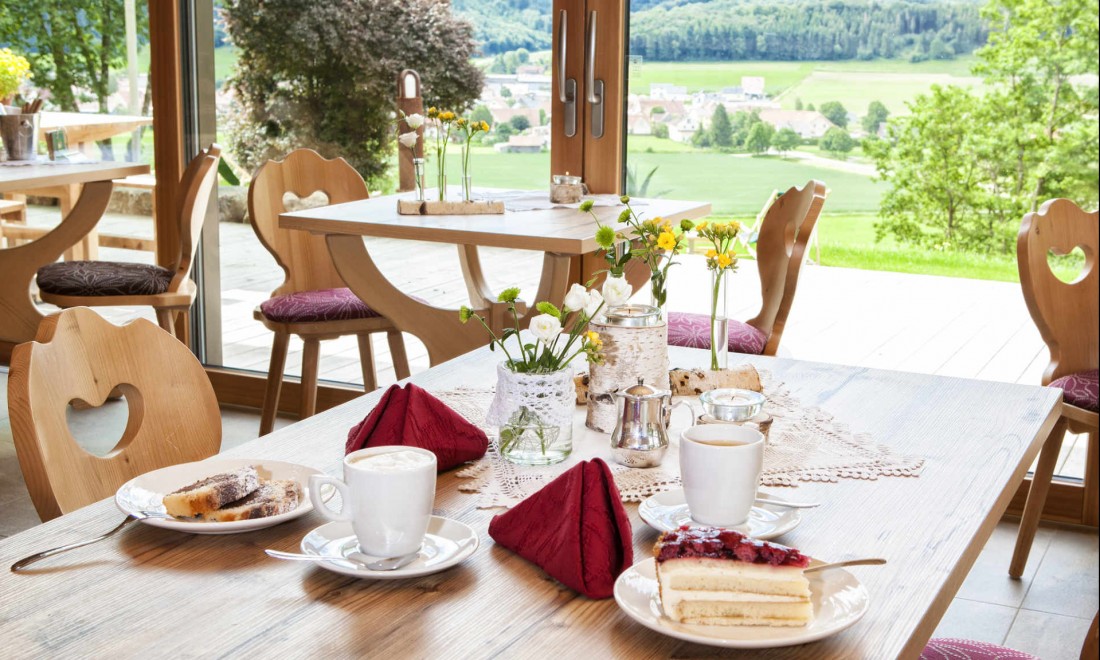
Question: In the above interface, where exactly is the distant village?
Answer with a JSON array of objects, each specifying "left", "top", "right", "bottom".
[{"left": 477, "top": 65, "right": 845, "bottom": 153}]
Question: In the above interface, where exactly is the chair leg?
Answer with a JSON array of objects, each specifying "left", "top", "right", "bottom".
[
  {"left": 177, "top": 309, "right": 191, "bottom": 347},
  {"left": 260, "top": 330, "right": 290, "bottom": 436},
  {"left": 1010, "top": 415, "right": 1068, "bottom": 578},
  {"left": 155, "top": 309, "right": 176, "bottom": 337},
  {"left": 356, "top": 333, "right": 378, "bottom": 392},
  {"left": 387, "top": 329, "right": 411, "bottom": 381},
  {"left": 300, "top": 338, "right": 321, "bottom": 421}
]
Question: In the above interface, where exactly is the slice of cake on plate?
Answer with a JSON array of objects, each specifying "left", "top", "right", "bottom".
[
  {"left": 201, "top": 480, "right": 300, "bottom": 522},
  {"left": 162, "top": 466, "right": 261, "bottom": 518},
  {"left": 654, "top": 526, "right": 813, "bottom": 627}
]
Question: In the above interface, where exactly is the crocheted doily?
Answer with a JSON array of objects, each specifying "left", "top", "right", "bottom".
[{"left": 436, "top": 371, "right": 924, "bottom": 509}]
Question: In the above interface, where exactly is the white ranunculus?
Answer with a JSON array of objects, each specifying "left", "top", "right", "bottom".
[
  {"left": 602, "top": 276, "right": 633, "bottom": 308},
  {"left": 404, "top": 113, "right": 425, "bottom": 129},
  {"left": 562, "top": 283, "right": 588, "bottom": 312},
  {"left": 398, "top": 131, "right": 419, "bottom": 149},
  {"left": 584, "top": 289, "right": 604, "bottom": 317},
  {"left": 529, "top": 313, "right": 563, "bottom": 346}
]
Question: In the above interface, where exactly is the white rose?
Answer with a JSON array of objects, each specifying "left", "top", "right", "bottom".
[
  {"left": 562, "top": 283, "right": 588, "bottom": 312},
  {"left": 602, "top": 276, "right": 633, "bottom": 308},
  {"left": 404, "top": 113, "right": 425, "bottom": 129},
  {"left": 529, "top": 314, "right": 562, "bottom": 346},
  {"left": 583, "top": 289, "right": 604, "bottom": 317},
  {"left": 398, "top": 131, "right": 419, "bottom": 149}
]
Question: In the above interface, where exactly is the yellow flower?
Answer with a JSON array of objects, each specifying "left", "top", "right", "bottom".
[
  {"left": 456, "top": 117, "right": 468, "bottom": 127},
  {"left": 427, "top": 107, "right": 439, "bottom": 118},
  {"left": 705, "top": 249, "right": 718, "bottom": 259},
  {"left": 480, "top": 121, "right": 490, "bottom": 131},
  {"left": 586, "top": 331, "right": 603, "bottom": 347},
  {"left": 717, "top": 253, "right": 733, "bottom": 269},
  {"left": 439, "top": 111, "right": 456, "bottom": 121},
  {"left": 730, "top": 220, "right": 742, "bottom": 231},
  {"left": 657, "top": 231, "right": 677, "bottom": 251},
  {"left": 695, "top": 221, "right": 708, "bottom": 233}
]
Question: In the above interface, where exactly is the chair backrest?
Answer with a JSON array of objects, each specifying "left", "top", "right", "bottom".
[
  {"left": 168, "top": 143, "right": 222, "bottom": 293},
  {"left": 746, "top": 180, "right": 828, "bottom": 355},
  {"left": 248, "top": 148, "right": 370, "bottom": 296},
  {"left": 1018, "top": 198, "right": 1099, "bottom": 384},
  {"left": 6, "top": 308, "right": 222, "bottom": 521}
]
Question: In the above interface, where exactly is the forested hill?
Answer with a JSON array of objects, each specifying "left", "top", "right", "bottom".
[{"left": 452, "top": 0, "right": 987, "bottom": 60}]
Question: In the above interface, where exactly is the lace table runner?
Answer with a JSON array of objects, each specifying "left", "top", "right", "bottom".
[{"left": 438, "top": 371, "right": 923, "bottom": 509}]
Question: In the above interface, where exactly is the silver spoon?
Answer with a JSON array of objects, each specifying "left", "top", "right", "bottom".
[
  {"left": 754, "top": 496, "right": 821, "bottom": 509},
  {"left": 265, "top": 548, "right": 420, "bottom": 571},
  {"left": 10, "top": 510, "right": 173, "bottom": 572},
  {"left": 804, "top": 558, "right": 887, "bottom": 574}
]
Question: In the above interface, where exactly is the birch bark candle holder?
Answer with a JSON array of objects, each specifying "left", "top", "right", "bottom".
[
  {"left": 550, "top": 174, "right": 585, "bottom": 204},
  {"left": 586, "top": 304, "right": 670, "bottom": 433}
]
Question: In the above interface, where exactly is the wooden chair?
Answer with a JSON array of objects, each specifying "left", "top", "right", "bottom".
[
  {"left": 6, "top": 307, "right": 221, "bottom": 521},
  {"left": 248, "top": 148, "right": 411, "bottom": 435},
  {"left": 667, "top": 180, "right": 828, "bottom": 356},
  {"left": 34, "top": 144, "right": 221, "bottom": 345},
  {"left": 922, "top": 611, "right": 1098, "bottom": 659},
  {"left": 1010, "top": 198, "right": 1099, "bottom": 578}
]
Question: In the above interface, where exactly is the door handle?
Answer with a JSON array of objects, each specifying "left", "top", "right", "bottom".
[
  {"left": 585, "top": 10, "right": 604, "bottom": 138},
  {"left": 558, "top": 9, "right": 577, "bottom": 138}
]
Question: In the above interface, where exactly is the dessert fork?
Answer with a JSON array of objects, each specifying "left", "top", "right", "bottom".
[{"left": 10, "top": 510, "right": 173, "bottom": 572}]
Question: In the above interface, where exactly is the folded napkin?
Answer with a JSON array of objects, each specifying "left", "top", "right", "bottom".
[
  {"left": 345, "top": 383, "right": 489, "bottom": 471},
  {"left": 488, "top": 459, "right": 633, "bottom": 599}
]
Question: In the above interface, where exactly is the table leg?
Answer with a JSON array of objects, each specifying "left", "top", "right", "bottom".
[{"left": 0, "top": 180, "right": 113, "bottom": 349}]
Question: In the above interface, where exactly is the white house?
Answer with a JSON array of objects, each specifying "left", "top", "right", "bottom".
[{"left": 757, "top": 109, "right": 836, "bottom": 139}]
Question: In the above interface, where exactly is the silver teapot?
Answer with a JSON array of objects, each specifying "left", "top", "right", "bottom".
[{"left": 608, "top": 378, "right": 674, "bottom": 468}]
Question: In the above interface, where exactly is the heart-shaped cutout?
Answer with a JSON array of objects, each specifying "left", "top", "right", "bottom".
[
  {"left": 1047, "top": 245, "right": 1092, "bottom": 284},
  {"left": 66, "top": 383, "right": 144, "bottom": 458},
  {"left": 282, "top": 190, "right": 330, "bottom": 212}
]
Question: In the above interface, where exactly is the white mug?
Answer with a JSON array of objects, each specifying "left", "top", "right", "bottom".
[
  {"left": 680, "top": 424, "right": 764, "bottom": 526},
  {"left": 310, "top": 446, "right": 437, "bottom": 557}
]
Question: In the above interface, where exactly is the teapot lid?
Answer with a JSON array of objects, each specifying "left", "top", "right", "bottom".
[{"left": 620, "top": 378, "right": 670, "bottom": 400}]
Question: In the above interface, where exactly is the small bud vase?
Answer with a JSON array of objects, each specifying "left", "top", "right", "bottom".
[
  {"left": 413, "top": 158, "right": 427, "bottom": 202},
  {"left": 709, "top": 269, "right": 730, "bottom": 371}
]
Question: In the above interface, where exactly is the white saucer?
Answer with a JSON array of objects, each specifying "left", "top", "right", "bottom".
[
  {"left": 614, "top": 558, "right": 869, "bottom": 648},
  {"left": 115, "top": 458, "right": 326, "bottom": 535},
  {"left": 300, "top": 516, "right": 479, "bottom": 579},
  {"left": 638, "top": 489, "right": 801, "bottom": 540}
]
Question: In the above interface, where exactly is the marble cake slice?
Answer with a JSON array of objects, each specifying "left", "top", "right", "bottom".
[
  {"left": 162, "top": 466, "right": 261, "bottom": 518},
  {"left": 201, "top": 480, "right": 300, "bottom": 522}
]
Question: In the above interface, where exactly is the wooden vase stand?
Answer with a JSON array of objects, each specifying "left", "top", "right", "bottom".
[{"left": 397, "top": 199, "right": 505, "bottom": 215}]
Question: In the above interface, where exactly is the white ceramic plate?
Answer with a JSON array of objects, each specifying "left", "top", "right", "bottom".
[
  {"left": 638, "top": 489, "right": 801, "bottom": 540},
  {"left": 115, "top": 458, "right": 324, "bottom": 534},
  {"left": 614, "top": 558, "right": 869, "bottom": 649},
  {"left": 299, "top": 517, "right": 479, "bottom": 579}
]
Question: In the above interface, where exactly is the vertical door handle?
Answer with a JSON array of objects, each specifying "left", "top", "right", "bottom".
[
  {"left": 558, "top": 9, "right": 577, "bottom": 138},
  {"left": 585, "top": 10, "right": 604, "bottom": 138}
]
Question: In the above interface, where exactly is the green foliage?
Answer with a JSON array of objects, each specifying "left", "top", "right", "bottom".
[
  {"left": 489, "top": 48, "right": 533, "bottom": 73},
  {"left": 470, "top": 104, "right": 494, "bottom": 126},
  {"left": 794, "top": 97, "right": 804, "bottom": 111},
  {"left": 710, "top": 104, "right": 734, "bottom": 149},
  {"left": 223, "top": 0, "right": 482, "bottom": 185},
  {"left": 451, "top": 0, "right": 551, "bottom": 55},
  {"left": 625, "top": 164, "right": 671, "bottom": 198},
  {"left": 691, "top": 124, "right": 712, "bottom": 149},
  {"left": 820, "top": 127, "right": 855, "bottom": 156},
  {"left": 772, "top": 128, "right": 801, "bottom": 155},
  {"left": 861, "top": 101, "right": 890, "bottom": 135},
  {"left": 653, "top": 123, "right": 670, "bottom": 139},
  {"left": 745, "top": 122, "right": 775, "bottom": 154},
  {"left": 819, "top": 101, "right": 849, "bottom": 128},
  {"left": 509, "top": 115, "right": 531, "bottom": 132},
  {"left": 0, "top": 0, "right": 149, "bottom": 111}
]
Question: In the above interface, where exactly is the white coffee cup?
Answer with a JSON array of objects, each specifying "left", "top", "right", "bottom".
[
  {"left": 680, "top": 424, "right": 764, "bottom": 526},
  {"left": 310, "top": 446, "right": 437, "bottom": 557}
]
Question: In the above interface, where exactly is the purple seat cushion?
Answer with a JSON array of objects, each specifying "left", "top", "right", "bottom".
[
  {"left": 36, "top": 261, "right": 173, "bottom": 297},
  {"left": 920, "top": 638, "right": 1038, "bottom": 660},
  {"left": 1049, "top": 368, "right": 1099, "bottom": 412},
  {"left": 259, "top": 287, "right": 383, "bottom": 324},
  {"left": 667, "top": 312, "right": 769, "bottom": 355}
]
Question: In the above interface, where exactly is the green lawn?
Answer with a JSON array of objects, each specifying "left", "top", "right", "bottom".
[{"left": 629, "top": 61, "right": 816, "bottom": 95}]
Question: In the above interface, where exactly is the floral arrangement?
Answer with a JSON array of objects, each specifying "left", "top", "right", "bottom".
[
  {"left": 696, "top": 220, "right": 742, "bottom": 369},
  {"left": 396, "top": 109, "right": 490, "bottom": 203},
  {"left": 0, "top": 48, "right": 32, "bottom": 102},
  {"left": 456, "top": 117, "right": 490, "bottom": 201},
  {"left": 396, "top": 112, "right": 426, "bottom": 199},
  {"left": 581, "top": 195, "right": 693, "bottom": 315},
  {"left": 426, "top": 106, "right": 456, "bottom": 200}
]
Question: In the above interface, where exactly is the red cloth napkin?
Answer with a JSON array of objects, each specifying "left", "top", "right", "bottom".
[
  {"left": 345, "top": 383, "right": 488, "bottom": 472},
  {"left": 488, "top": 459, "right": 634, "bottom": 599}
]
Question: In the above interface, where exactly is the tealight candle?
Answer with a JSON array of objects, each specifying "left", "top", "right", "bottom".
[
  {"left": 550, "top": 172, "right": 585, "bottom": 204},
  {"left": 603, "top": 304, "right": 662, "bottom": 327},
  {"left": 698, "top": 388, "right": 766, "bottom": 422}
]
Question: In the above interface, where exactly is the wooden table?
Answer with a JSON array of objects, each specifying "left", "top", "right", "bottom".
[
  {"left": 0, "top": 347, "right": 1061, "bottom": 658},
  {"left": 38, "top": 112, "right": 153, "bottom": 148},
  {"left": 281, "top": 194, "right": 711, "bottom": 365},
  {"left": 0, "top": 161, "right": 149, "bottom": 353}
]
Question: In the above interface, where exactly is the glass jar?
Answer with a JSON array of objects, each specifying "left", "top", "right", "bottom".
[{"left": 486, "top": 363, "right": 574, "bottom": 465}]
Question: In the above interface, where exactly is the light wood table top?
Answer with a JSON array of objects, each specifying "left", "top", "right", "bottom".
[
  {"left": 0, "top": 348, "right": 1061, "bottom": 658},
  {"left": 38, "top": 111, "right": 152, "bottom": 146},
  {"left": 0, "top": 161, "right": 148, "bottom": 192},
  {"left": 280, "top": 194, "right": 712, "bottom": 254}
]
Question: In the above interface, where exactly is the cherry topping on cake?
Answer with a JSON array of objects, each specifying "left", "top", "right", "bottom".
[{"left": 654, "top": 525, "right": 810, "bottom": 567}]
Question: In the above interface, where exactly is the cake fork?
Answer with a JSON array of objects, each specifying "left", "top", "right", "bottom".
[{"left": 10, "top": 511, "right": 173, "bottom": 572}]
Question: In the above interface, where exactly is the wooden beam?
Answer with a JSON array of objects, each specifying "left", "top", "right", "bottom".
[{"left": 148, "top": 0, "right": 184, "bottom": 270}]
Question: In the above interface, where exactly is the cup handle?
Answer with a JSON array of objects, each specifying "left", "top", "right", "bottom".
[
  {"left": 309, "top": 474, "right": 352, "bottom": 522},
  {"left": 668, "top": 400, "right": 698, "bottom": 426}
]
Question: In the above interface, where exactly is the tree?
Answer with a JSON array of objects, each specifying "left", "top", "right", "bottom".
[
  {"left": 929, "top": 35, "right": 955, "bottom": 60},
  {"left": 509, "top": 115, "right": 531, "bottom": 132},
  {"left": 470, "top": 104, "right": 494, "bottom": 126},
  {"left": 819, "top": 101, "right": 849, "bottom": 128},
  {"left": 710, "top": 104, "right": 734, "bottom": 149},
  {"left": 745, "top": 122, "right": 774, "bottom": 154},
  {"left": 861, "top": 100, "right": 890, "bottom": 135},
  {"left": 653, "top": 123, "right": 670, "bottom": 139},
  {"left": 772, "top": 128, "right": 801, "bottom": 155},
  {"left": 806, "top": 103, "right": 816, "bottom": 111},
  {"left": 691, "top": 124, "right": 712, "bottom": 148},
  {"left": 794, "top": 97, "right": 804, "bottom": 111},
  {"left": 223, "top": 0, "right": 483, "bottom": 184},
  {"left": 0, "top": 1, "right": 149, "bottom": 113},
  {"left": 820, "top": 127, "right": 855, "bottom": 156}
]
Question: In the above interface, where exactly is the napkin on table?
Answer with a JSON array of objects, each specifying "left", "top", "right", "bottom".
[
  {"left": 488, "top": 458, "right": 633, "bottom": 599},
  {"left": 345, "top": 383, "right": 488, "bottom": 472}
]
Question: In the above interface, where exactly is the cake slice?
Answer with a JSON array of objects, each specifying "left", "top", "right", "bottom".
[
  {"left": 654, "top": 526, "right": 813, "bottom": 627},
  {"left": 201, "top": 480, "right": 300, "bottom": 522},
  {"left": 162, "top": 466, "right": 261, "bottom": 518}
]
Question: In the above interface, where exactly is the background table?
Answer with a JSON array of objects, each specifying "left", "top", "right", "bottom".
[
  {"left": 0, "top": 161, "right": 149, "bottom": 354},
  {"left": 0, "top": 347, "right": 1061, "bottom": 658}
]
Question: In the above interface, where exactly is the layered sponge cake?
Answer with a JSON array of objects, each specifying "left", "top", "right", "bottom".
[
  {"left": 201, "top": 480, "right": 300, "bottom": 522},
  {"left": 655, "top": 526, "right": 813, "bottom": 627},
  {"left": 162, "top": 466, "right": 261, "bottom": 518}
]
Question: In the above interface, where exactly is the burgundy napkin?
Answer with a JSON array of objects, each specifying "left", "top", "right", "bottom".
[
  {"left": 488, "top": 459, "right": 634, "bottom": 599},
  {"left": 345, "top": 383, "right": 488, "bottom": 472}
]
